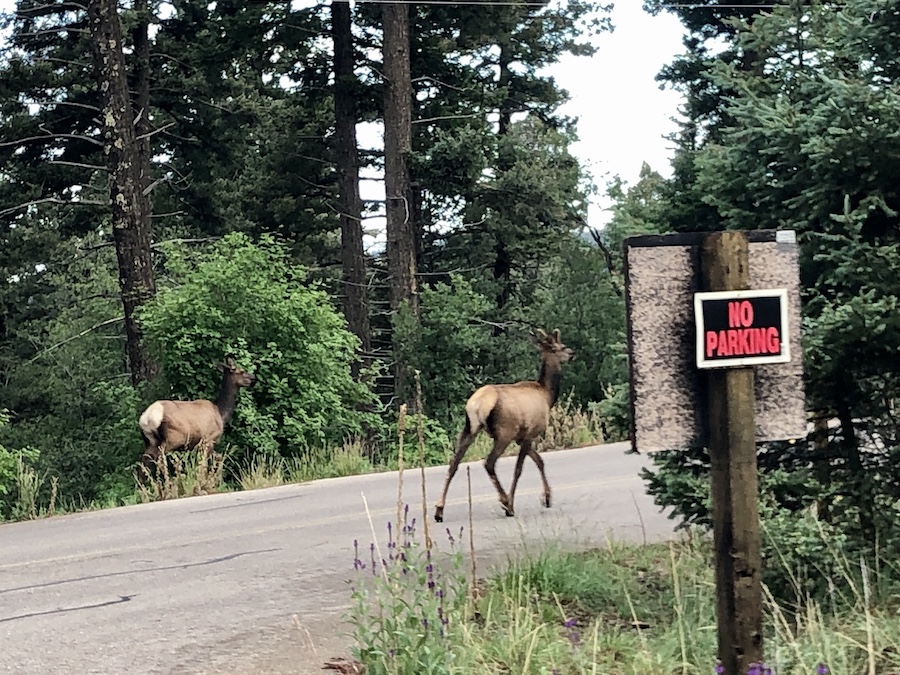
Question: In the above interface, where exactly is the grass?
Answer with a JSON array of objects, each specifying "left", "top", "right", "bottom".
[
  {"left": 233, "top": 396, "right": 604, "bottom": 493},
  {"left": 0, "top": 396, "right": 604, "bottom": 520},
  {"left": 340, "top": 405, "right": 895, "bottom": 675},
  {"left": 136, "top": 448, "right": 227, "bottom": 502},
  {"left": 346, "top": 515, "right": 900, "bottom": 675}
]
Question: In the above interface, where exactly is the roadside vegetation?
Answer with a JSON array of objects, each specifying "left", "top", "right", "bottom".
[
  {"left": 0, "top": 390, "right": 606, "bottom": 521},
  {"left": 344, "top": 494, "right": 899, "bottom": 675},
  {"left": 5, "top": 0, "right": 900, "bottom": 670}
]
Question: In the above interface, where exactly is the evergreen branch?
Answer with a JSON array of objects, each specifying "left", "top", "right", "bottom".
[
  {"left": 27, "top": 317, "right": 124, "bottom": 364},
  {"left": 15, "top": 26, "right": 89, "bottom": 38},
  {"left": 142, "top": 177, "right": 166, "bottom": 196},
  {"left": 0, "top": 129, "right": 103, "bottom": 149},
  {"left": 135, "top": 121, "right": 174, "bottom": 141},
  {"left": 15, "top": 1, "right": 87, "bottom": 17},
  {"left": 587, "top": 225, "right": 623, "bottom": 298},
  {"left": 48, "top": 159, "right": 107, "bottom": 172},
  {"left": 411, "top": 76, "right": 472, "bottom": 93},
  {"left": 0, "top": 197, "right": 105, "bottom": 218},
  {"left": 151, "top": 237, "right": 219, "bottom": 249},
  {"left": 413, "top": 113, "right": 480, "bottom": 125},
  {"left": 52, "top": 100, "right": 102, "bottom": 113}
]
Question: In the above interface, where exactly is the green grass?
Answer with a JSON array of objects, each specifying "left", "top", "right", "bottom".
[
  {"left": 345, "top": 518, "right": 900, "bottom": 675},
  {"left": 0, "top": 397, "right": 604, "bottom": 520}
]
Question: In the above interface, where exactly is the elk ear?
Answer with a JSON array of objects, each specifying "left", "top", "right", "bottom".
[
  {"left": 552, "top": 329, "right": 561, "bottom": 342},
  {"left": 223, "top": 356, "right": 237, "bottom": 370},
  {"left": 535, "top": 328, "right": 548, "bottom": 341}
]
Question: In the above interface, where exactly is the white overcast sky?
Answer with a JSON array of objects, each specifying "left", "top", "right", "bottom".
[
  {"left": 0, "top": 0, "right": 687, "bottom": 227},
  {"left": 551, "top": 2, "right": 686, "bottom": 224}
]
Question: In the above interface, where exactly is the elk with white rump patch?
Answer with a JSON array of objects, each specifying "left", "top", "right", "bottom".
[
  {"left": 434, "top": 329, "right": 575, "bottom": 522},
  {"left": 138, "top": 356, "right": 257, "bottom": 468}
]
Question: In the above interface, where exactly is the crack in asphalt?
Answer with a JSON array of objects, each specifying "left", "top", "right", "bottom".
[
  {"left": 0, "top": 548, "right": 281, "bottom": 596},
  {"left": 0, "top": 594, "right": 135, "bottom": 623}
]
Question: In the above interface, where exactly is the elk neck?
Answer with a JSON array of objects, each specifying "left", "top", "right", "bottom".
[
  {"left": 537, "top": 356, "right": 563, "bottom": 407},
  {"left": 214, "top": 375, "right": 239, "bottom": 423}
]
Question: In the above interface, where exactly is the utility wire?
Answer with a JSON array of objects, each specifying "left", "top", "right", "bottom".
[{"left": 334, "top": 0, "right": 833, "bottom": 6}]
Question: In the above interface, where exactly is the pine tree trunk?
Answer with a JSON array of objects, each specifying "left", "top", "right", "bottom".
[
  {"left": 332, "top": 0, "right": 371, "bottom": 376},
  {"left": 130, "top": 0, "right": 153, "bottom": 220},
  {"left": 382, "top": 2, "right": 417, "bottom": 314},
  {"left": 382, "top": 1, "right": 418, "bottom": 396},
  {"left": 493, "top": 39, "right": 514, "bottom": 336},
  {"left": 88, "top": 0, "right": 157, "bottom": 385}
]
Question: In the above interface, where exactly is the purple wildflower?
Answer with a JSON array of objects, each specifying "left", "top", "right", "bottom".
[
  {"left": 563, "top": 617, "right": 580, "bottom": 646},
  {"left": 714, "top": 661, "right": 725, "bottom": 674},
  {"left": 816, "top": 665, "right": 829, "bottom": 675}
]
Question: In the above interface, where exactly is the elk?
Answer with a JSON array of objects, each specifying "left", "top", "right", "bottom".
[
  {"left": 138, "top": 357, "right": 257, "bottom": 468},
  {"left": 434, "top": 329, "right": 575, "bottom": 523}
]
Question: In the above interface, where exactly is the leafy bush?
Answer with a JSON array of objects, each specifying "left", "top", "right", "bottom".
[
  {"left": 0, "top": 410, "right": 41, "bottom": 520},
  {"left": 393, "top": 275, "right": 494, "bottom": 426},
  {"left": 593, "top": 381, "right": 631, "bottom": 443},
  {"left": 642, "top": 448, "right": 877, "bottom": 605},
  {"left": 0, "top": 245, "right": 147, "bottom": 505},
  {"left": 378, "top": 412, "right": 453, "bottom": 468},
  {"left": 138, "top": 233, "right": 380, "bottom": 464}
]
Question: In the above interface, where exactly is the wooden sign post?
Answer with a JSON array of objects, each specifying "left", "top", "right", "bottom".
[
  {"left": 624, "top": 228, "right": 805, "bottom": 674},
  {"left": 701, "top": 231, "right": 764, "bottom": 674}
]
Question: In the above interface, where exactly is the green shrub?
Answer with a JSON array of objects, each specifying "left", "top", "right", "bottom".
[
  {"left": 139, "top": 233, "right": 381, "bottom": 465},
  {"left": 0, "top": 410, "right": 41, "bottom": 520},
  {"left": 393, "top": 276, "right": 494, "bottom": 426},
  {"left": 378, "top": 412, "right": 453, "bottom": 468}
]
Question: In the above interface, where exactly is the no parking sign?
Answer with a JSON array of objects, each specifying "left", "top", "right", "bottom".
[{"left": 694, "top": 288, "right": 790, "bottom": 369}]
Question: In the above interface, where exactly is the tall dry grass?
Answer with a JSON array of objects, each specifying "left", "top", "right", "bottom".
[{"left": 136, "top": 448, "right": 226, "bottom": 502}]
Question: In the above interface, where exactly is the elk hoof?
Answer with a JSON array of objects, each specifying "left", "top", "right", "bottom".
[
  {"left": 434, "top": 506, "right": 444, "bottom": 523},
  {"left": 501, "top": 501, "right": 515, "bottom": 517},
  {"left": 542, "top": 494, "right": 551, "bottom": 509}
]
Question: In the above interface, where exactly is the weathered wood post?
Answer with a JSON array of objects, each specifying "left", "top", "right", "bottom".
[{"left": 701, "top": 231, "right": 764, "bottom": 674}]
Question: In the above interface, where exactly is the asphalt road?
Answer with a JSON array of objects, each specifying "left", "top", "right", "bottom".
[{"left": 0, "top": 442, "right": 675, "bottom": 674}]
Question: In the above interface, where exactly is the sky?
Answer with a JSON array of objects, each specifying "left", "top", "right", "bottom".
[
  {"left": 0, "top": 0, "right": 687, "bottom": 228},
  {"left": 549, "top": 2, "right": 686, "bottom": 224}
]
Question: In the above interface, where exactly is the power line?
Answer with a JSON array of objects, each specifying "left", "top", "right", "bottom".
[
  {"left": 336, "top": 0, "right": 835, "bottom": 6},
  {"left": 660, "top": 3, "right": 841, "bottom": 6}
]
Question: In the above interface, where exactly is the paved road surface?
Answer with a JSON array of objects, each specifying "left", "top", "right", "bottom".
[{"left": 1, "top": 442, "right": 675, "bottom": 674}]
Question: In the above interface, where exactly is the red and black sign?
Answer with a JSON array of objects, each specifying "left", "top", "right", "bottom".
[{"left": 694, "top": 289, "right": 790, "bottom": 369}]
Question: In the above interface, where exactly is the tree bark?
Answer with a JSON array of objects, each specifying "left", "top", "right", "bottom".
[
  {"left": 88, "top": 0, "right": 157, "bottom": 385},
  {"left": 382, "top": 0, "right": 418, "bottom": 396},
  {"left": 331, "top": 0, "right": 371, "bottom": 376},
  {"left": 130, "top": 0, "right": 153, "bottom": 218},
  {"left": 492, "top": 39, "right": 514, "bottom": 336},
  {"left": 382, "top": 2, "right": 417, "bottom": 315}
]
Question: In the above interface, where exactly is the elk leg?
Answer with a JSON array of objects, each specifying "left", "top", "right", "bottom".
[
  {"left": 140, "top": 433, "right": 161, "bottom": 476},
  {"left": 527, "top": 448, "right": 551, "bottom": 508},
  {"left": 484, "top": 437, "right": 513, "bottom": 517},
  {"left": 434, "top": 422, "right": 478, "bottom": 522},
  {"left": 504, "top": 442, "right": 530, "bottom": 518}
]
